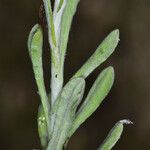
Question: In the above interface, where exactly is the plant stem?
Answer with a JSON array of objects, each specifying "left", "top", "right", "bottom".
[
  {"left": 51, "top": 49, "right": 63, "bottom": 105},
  {"left": 43, "top": 0, "right": 64, "bottom": 105}
]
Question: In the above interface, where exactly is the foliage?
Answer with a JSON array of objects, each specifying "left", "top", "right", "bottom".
[{"left": 28, "top": 0, "right": 132, "bottom": 150}]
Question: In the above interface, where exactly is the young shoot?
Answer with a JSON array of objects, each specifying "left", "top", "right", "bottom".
[{"left": 28, "top": 0, "right": 132, "bottom": 150}]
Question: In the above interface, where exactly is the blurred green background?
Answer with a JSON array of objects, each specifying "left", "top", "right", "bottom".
[{"left": 0, "top": 0, "right": 150, "bottom": 149}]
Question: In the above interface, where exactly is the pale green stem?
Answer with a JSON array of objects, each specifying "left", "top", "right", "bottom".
[
  {"left": 51, "top": 49, "right": 63, "bottom": 105},
  {"left": 43, "top": 0, "right": 63, "bottom": 105}
]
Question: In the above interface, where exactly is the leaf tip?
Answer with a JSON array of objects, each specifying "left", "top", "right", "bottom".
[
  {"left": 107, "top": 66, "right": 114, "bottom": 72},
  {"left": 28, "top": 24, "right": 42, "bottom": 52},
  {"left": 119, "top": 119, "right": 133, "bottom": 125},
  {"left": 106, "top": 66, "right": 115, "bottom": 80},
  {"left": 111, "top": 29, "right": 120, "bottom": 42},
  {"left": 114, "top": 29, "right": 120, "bottom": 37}
]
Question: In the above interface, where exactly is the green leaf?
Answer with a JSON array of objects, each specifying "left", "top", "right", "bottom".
[
  {"left": 47, "top": 78, "right": 85, "bottom": 150},
  {"left": 53, "top": 0, "right": 65, "bottom": 14},
  {"left": 38, "top": 105, "right": 48, "bottom": 149},
  {"left": 58, "top": 0, "right": 80, "bottom": 66},
  {"left": 43, "top": 0, "right": 56, "bottom": 47},
  {"left": 28, "top": 24, "right": 51, "bottom": 136},
  {"left": 98, "top": 120, "right": 133, "bottom": 150},
  {"left": 53, "top": 0, "right": 66, "bottom": 45},
  {"left": 28, "top": 24, "right": 43, "bottom": 82},
  {"left": 73, "top": 30, "right": 120, "bottom": 79},
  {"left": 69, "top": 67, "right": 114, "bottom": 137},
  {"left": 57, "top": 0, "right": 65, "bottom": 12}
]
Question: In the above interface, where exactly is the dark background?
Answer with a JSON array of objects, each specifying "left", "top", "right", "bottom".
[{"left": 0, "top": 0, "right": 150, "bottom": 149}]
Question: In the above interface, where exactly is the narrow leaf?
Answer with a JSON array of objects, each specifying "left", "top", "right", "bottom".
[
  {"left": 43, "top": 0, "right": 56, "bottom": 47},
  {"left": 69, "top": 67, "right": 114, "bottom": 137},
  {"left": 98, "top": 120, "right": 133, "bottom": 150},
  {"left": 28, "top": 24, "right": 50, "bottom": 135},
  {"left": 28, "top": 24, "right": 44, "bottom": 82},
  {"left": 53, "top": 0, "right": 67, "bottom": 45},
  {"left": 38, "top": 105, "right": 48, "bottom": 149},
  {"left": 47, "top": 78, "right": 85, "bottom": 150},
  {"left": 59, "top": 0, "right": 80, "bottom": 66},
  {"left": 53, "top": 0, "right": 65, "bottom": 14},
  {"left": 73, "top": 30, "right": 119, "bottom": 79},
  {"left": 57, "top": 0, "right": 64, "bottom": 12}
]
